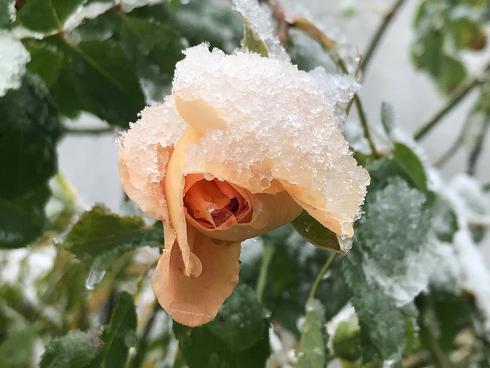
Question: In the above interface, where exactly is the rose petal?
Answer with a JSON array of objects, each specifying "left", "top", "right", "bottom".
[
  {"left": 119, "top": 96, "right": 185, "bottom": 220},
  {"left": 152, "top": 228, "right": 240, "bottom": 327}
]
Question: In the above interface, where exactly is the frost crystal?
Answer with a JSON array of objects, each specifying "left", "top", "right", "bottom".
[
  {"left": 0, "top": 31, "right": 30, "bottom": 97},
  {"left": 232, "top": 0, "right": 289, "bottom": 61},
  {"left": 173, "top": 44, "right": 370, "bottom": 234}
]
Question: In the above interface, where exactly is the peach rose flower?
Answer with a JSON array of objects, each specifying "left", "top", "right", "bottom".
[{"left": 119, "top": 44, "right": 370, "bottom": 327}]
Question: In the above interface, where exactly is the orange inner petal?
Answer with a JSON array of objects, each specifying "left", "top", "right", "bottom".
[{"left": 183, "top": 175, "right": 252, "bottom": 230}]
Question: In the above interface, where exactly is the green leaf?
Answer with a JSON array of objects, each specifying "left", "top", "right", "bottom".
[
  {"left": 292, "top": 211, "right": 345, "bottom": 253},
  {"left": 174, "top": 285, "right": 270, "bottom": 368},
  {"left": 0, "top": 75, "right": 60, "bottom": 247},
  {"left": 208, "top": 285, "right": 266, "bottom": 351},
  {"left": 296, "top": 299, "right": 327, "bottom": 368},
  {"left": 40, "top": 330, "right": 100, "bottom": 368},
  {"left": 410, "top": 1, "right": 482, "bottom": 94},
  {"left": 0, "top": 328, "right": 37, "bottom": 368},
  {"left": 96, "top": 292, "right": 137, "bottom": 368},
  {"left": 0, "top": 74, "right": 61, "bottom": 199},
  {"left": 61, "top": 204, "right": 162, "bottom": 264},
  {"left": 17, "top": 0, "right": 85, "bottom": 32},
  {"left": 380, "top": 102, "right": 395, "bottom": 138},
  {"left": 0, "top": 0, "right": 14, "bottom": 28},
  {"left": 0, "top": 184, "right": 50, "bottom": 248},
  {"left": 49, "top": 38, "right": 145, "bottom": 126},
  {"left": 332, "top": 318, "right": 361, "bottom": 362},
  {"left": 242, "top": 18, "right": 269, "bottom": 57},
  {"left": 392, "top": 143, "right": 428, "bottom": 192},
  {"left": 119, "top": 14, "right": 184, "bottom": 101},
  {"left": 343, "top": 174, "right": 435, "bottom": 360},
  {"left": 171, "top": 0, "right": 242, "bottom": 52},
  {"left": 25, "top": 41, "right": 64, "bottom": 87}
]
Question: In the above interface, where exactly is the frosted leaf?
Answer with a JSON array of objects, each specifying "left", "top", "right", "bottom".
[
  {"left": 357, "top": 177, "right": 435, "bottom": 306},
  {"left": 173, "top": 44, "right": 370, "bottom": 236},
  {"left": 121, "top": 0, "right": 163, "bottom": 12},
  {"left": 0, "top": 31, "right": 30, "bottom": 97},
  {"left": 232, "top": 0, "right": 289, "bottom": 61},
  {"left": 119, "top": 96, "right": 186, "bottom": 220}
]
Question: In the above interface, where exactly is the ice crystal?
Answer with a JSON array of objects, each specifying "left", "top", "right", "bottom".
[{"left": 0, "top": 31, "right": 30, "bottom": 97}]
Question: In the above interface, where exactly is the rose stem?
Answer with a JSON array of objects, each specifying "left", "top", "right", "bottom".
[
  {"left": 307, "top": 253, "right": 336, "bottom": 302},
  {"left": 256, "top": 242, "right": 275, "bottom": 303}
]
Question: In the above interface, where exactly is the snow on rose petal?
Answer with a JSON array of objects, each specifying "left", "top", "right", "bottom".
[{"left": 172, "top": 44, "right": 370, "bottom": 237}]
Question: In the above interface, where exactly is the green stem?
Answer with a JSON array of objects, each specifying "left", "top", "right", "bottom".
[
  {"left": 354, "top": 95, "right": 380, "bottom": 157},
  {"left": 256, "top": 242, "right": 275, "bottom": 303},
  {"left": 307, "top": 253, "right": 336, "bottom": 302},
  {"left": 414, "top": 77, "right": 481, "bottom": 141},
  {"left": 361, "top": 0, "right": 406, "bottom": 74}
]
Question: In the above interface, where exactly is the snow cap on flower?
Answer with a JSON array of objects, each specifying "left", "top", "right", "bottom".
[{"left": 173, "top": 44, "right": 370, "bottom": 237}]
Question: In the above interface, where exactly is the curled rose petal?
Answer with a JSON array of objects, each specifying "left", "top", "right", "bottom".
[
  {"left": 187, "top": 190, "right": 302, "bottom": 242},
  {"left": 152, "top": 227, "right": 240, "bottom": 327}
]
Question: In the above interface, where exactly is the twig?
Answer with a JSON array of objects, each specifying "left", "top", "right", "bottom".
[
  {"left": 288, "top": 18, "right": 380, "bottom": 157},
  {"left": 256, "top": 242, "right": 275, "bottom": 303},
  {"left": 361, "top": 0, "right": 407, "bottom": 74},
  {"left": 414, "top": 77, "right": 482, "bottom": 141},
  {"left": 63, "top": 126, "right": 115, "bottom": 135},
  {"left": 467, "top": 120, "right": 489, "bottom": 175},
  {"left": 307, "top": 253, "right": 336, "bottom": 302}
]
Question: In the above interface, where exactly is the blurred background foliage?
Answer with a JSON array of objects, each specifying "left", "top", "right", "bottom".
[{"left": 0, "top": 0, "right": 490, "bottom": 367}]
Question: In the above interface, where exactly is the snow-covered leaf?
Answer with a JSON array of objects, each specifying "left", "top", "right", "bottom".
[{"left": 343, "top": 170, "right": 436, "bottom": 360}]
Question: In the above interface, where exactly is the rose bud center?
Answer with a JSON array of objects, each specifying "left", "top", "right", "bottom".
[{"left": 183, "top": 174, "right": 252, "bottom": 230}]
